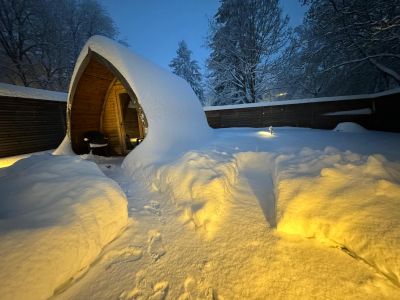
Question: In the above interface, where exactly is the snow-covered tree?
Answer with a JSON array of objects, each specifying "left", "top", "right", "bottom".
[
  {"left": 0, "top": 0, "right": 118, "bottom": 91},
  {"left": 207, "top": 0, "right": 288, "bottom": 105},
  {"left": 169, "top": 40, "right": 204, "bottom": 103},
  {"left": 275, "top": 0, "right": 400, "bottom": 98}
]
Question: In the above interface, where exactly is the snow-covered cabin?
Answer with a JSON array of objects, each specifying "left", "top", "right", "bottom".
[{"left": 65, "top": 36, "right": 211, "bottom": 164}]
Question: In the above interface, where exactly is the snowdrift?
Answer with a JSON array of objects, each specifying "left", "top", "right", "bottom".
[
  {"left": 333, "top": 122, "right": 367, "bottom": 133},
  {"left": 151, "top": 151, "right": 238, "bottom": 239},
  {"left": 147, "top": 143, "right": 400, "bottom": 287},
  {"left": 276, "top": 148, "right": 400, "bottom": 286},
  {"left": 0, "top": 154, "right": 128, "bottom": 300}
]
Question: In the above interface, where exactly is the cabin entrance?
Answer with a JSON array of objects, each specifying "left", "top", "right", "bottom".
[
  {"left": 69, "top": 54, "right": 148, "bottom": 155},
  {"left": 100, "top": 80, "right": 146, "bottom": 155},
  {"left": 118, "top": 93, "right": 144, "bottom": 152}
]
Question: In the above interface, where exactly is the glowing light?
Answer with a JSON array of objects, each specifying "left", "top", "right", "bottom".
[
  {"left": 276, "top": 92, "right": 287, "bottom": 97},
  {"left": 0, "top": 154, "right": 30, "bottom": 169},
  {"left": 257, "top": 131, "right": 275, "bottom": 138},
  {"left": 257, "top": 126, "right": 275, "bottom": 138}
]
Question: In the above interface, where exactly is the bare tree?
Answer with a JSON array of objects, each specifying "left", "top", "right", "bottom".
[{"left": 0, "top": 0, "right": 118, "bottom": 91}]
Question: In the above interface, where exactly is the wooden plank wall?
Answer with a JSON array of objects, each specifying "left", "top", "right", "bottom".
[
  {"left": 124, "top": 108, "right": 140, "bottom": 138},
  {"left": 1, "top": 90, "right": 398, "bottom": 158},
  {"left": 70, "top": 57, "right": 115, "bottom": 154},
  {"left": 0, "top": 96, "right": 66, "bottom": 158},
  {"left": 205, "top": 92, "right": 400, "bottom": 132},
  {"left": 102, "top": 81, "right": 125, "bottom": 155}
]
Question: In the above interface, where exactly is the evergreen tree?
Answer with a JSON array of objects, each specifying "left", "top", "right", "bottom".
[
  {"left": 207, "top": 0, "right": 288, "bottom": 105},
  {"left": 275, "top": 0, "right": 400, "bottom": 98},
  {"left": 169, "top": 40, "right": 204, "bottom": 103}
]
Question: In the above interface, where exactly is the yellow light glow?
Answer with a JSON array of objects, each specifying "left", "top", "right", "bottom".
[
  {"left": 257, "top": 131, "right": 275, "bottom": 138},
  {"left": 0, "top": 154, "right": 30, "bottom": 169},
  {"left": 276, "top": 92, "right": 288, "bottom": 97}
]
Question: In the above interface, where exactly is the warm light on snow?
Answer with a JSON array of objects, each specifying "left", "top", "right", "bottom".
[
  {"left": 2, "top": 127, "right": 400, "bottom": 299},
  {"left": 0, "top": 156, "right": 25, "bottom": 168},
  {"left": 0, "top": 151, "right": 47, "bottom": 168},
  {"left": 2, "top": 37, "right": 400, "bottom": 299},
  {"left": 0, "top": 154, "right": 128, "bottom": 300},
  {"left": 258, "top": 130, "right": 275, "bottom": 138}
]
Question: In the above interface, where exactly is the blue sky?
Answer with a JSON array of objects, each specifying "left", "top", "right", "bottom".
[{"left": 99, "top": 1, "right": 307, "bottom": 72}]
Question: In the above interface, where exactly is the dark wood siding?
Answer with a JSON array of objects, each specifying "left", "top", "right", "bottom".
[
  {"left": 205, "top": 93, "right": 400, "bottom": 132},
  {"left": 1, "top": 88, "right": 399, "bottom": 158},
  {"left": 0, "top": 97, "right": 66, "bottom": 158},
  {"left": 70, "top": 56, "right": 115, "bottom": 154}
]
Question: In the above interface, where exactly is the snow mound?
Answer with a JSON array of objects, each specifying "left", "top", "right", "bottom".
[
  {"left": 333, "top": 122, "right": 367, "bottom": 133},
  {"left": 0, "top": 82, "right": 67, "bottom": 102},
  {"left": 150, "top": 151, "right": 238, "bottom": 239},
  {"left": 0, "top": 154, "right": 128, "bottom": 300},
  {"left": 276, "top": 148, "right": 400, "bottom": 286}
]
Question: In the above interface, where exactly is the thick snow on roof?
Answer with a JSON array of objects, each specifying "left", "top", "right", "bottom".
[
  {"left": 204, "top": 87, "right": 400, "bottom": 111},
  {"left": 323, "top": 108, "right": 372, "bottom": 116},
  {"left": 61, "top": 36, "right": 212, "bottom": 168},
  {"left": 0, "top": 82, "right": 67, "bottom": 102}
]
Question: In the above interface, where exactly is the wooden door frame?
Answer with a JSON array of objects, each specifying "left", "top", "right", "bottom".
[{"left": 115, "top": 89, "right": 129, "bottom": 155}]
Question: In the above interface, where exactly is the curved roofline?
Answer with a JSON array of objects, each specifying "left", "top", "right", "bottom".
[
  {"left": 67, "top": 50, "right": 147, "bottom": 140},
  {"left": 65, "top": 35, "right": 212, "bottom": 167}
]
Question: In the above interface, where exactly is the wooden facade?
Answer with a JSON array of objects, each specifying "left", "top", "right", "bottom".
[
  {"left": 101, "top": 80, "right": 144, "bottom": 155},
  {"left": 1, "top": 84, "right": 399, "bottom": 158},
  {"left": 69, "top": 53, "right": 147, "bottom": 155},
  {"left": 0, "top": 96, "right": 66, "bottom": 158},
  {"left": 205, "top": 92, "right": 400, "bottom": 132}
]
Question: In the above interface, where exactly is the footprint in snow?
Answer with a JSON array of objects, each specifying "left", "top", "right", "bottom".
[
  {"left": 143, "top": 200, "right": 161, "bottom": 216},
  {"left": 147, "top": 230, "right": 166, "bottom": 261},
  {"left": 178, "top": 276, "right": 216, "bottom": 300},
  {"left": 119, "top": 270, "right": 169, "bottom": 300},
  {"left": 102, "top": 246, "right": 143, "bottom": 269}
]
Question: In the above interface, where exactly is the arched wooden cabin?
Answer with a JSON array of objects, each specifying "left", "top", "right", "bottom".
[
  {"left": 62, "top": 36, "right": 212, "bottom": 166},
  {"left": 69, "top": 53, "right": 147, "bottom": 155}
]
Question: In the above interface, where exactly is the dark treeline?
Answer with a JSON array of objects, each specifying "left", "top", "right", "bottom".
[
  {"left": 1, "top": 0, "right": 399, "bottom": 103},
  {"left": 275, "top": 0, "right": 400, "bottom": 101},
  {"left": 0, "top": 0, "right": 119, "bottom": 91},
  {"left": 170, "top": 0, "right": 400, "bottom": 106}
]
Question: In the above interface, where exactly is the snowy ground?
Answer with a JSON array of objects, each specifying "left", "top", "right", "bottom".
[
  {"left": 0, "top": 155, "right": 128, "bottom": 300},
  {"left": 1, "top": 126, "right": 400, "bottom": 299}
]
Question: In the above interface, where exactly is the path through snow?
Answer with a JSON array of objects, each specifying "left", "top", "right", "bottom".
[{"left": 55, "top": 127, "right": 400, "bottom": 299}]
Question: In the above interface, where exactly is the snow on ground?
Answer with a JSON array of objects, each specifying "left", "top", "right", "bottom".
[
  {"left": 333, "top": 121, "right": 368, "bottom": 132},
  {"left": 0, "top": 154, "right": 128, "bottom": 300},
  {"left": 0, "top": 150, "right": 51, "bottom": 169},
  {"left": 51, "top": 126, "right": 400, "bottom": 299}
]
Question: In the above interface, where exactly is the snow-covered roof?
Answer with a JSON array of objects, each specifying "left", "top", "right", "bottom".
[
  {"left": 60, "top": 36, "right": 212, "bottom": 168},
  {"left": 0, "top": 82, "right": 67, "bottom": 102},
  {"left": 204, "top": 87, "right": 400, "bottom": 111}
]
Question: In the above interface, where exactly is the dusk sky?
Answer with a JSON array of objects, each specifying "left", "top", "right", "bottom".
[{"left": 99, "top": 0, "right": 308, "bottom": 72}]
